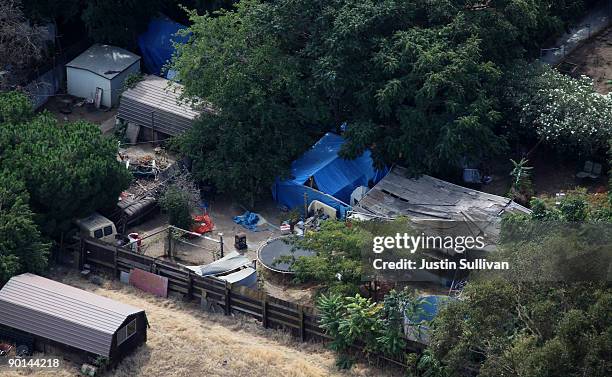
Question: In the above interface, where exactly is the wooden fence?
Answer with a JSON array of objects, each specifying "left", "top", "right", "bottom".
[{"left": 76, "top": 236, "right": 424, "bottom": 366}]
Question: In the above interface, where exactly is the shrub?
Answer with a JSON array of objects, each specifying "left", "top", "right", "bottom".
[{"left": 159, "top": 185, "right": 193, "bottom": 230}]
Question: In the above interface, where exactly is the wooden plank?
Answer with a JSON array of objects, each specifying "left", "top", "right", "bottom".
[{"left": 229, "top": 296, "right": 263, "bottom": 314}]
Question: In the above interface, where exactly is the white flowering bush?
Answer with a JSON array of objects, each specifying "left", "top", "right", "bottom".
[{"left": 520, "top": 68, "right": 612, "bottom": 154}]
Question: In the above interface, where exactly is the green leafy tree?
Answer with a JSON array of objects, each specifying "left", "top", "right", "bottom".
[
  {"left": 0, "top": 92, "right": 131, "bottom": 236},
  {"left": 0, "top": 172, "right": 50, "bottom": 283},
  {"left": 283, "top": 220, "right": 369, "bottom": 296},
  {"left": 430, "top": 209, "right": 612, "bottom": 377},
  {"left": 171, "top": 0, "right": 328, "bottom": 205},
  {"left": 173, "top": 0, "right": 591, "bottom": 193}
]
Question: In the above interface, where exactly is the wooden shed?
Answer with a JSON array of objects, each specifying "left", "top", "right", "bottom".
[{"left": 0, "top": 274, "right": 147, "bottom": 364}]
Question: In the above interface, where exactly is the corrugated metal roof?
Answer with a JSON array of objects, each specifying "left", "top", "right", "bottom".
[
  {"left": 0, "top": 274, "right": 144, "bottom": 356},
  {"left": 352, "top": 166, "right": 532, "bottom": 250},
  {"left": 117, "top": 75, "right": 208, "bottom": 136},
  {"left": 66, "top": 44, "right": 140, "bottom": 80}
]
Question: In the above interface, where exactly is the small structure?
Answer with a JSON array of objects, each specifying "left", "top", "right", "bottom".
[
  {"left": 272, "top": 132, "right": 386, "bottom": 218},
  {"left": 66, "top": 44, "right": 141, "bottom": 108},
  {"left": 117, "top": 75, "right": 203, "bottom": 141},
  {"left": 0, "top": 274, "right": 147, "bottom": 364},
  {"left": 352, "top": 166, "right": 531, "bottom": 251}
]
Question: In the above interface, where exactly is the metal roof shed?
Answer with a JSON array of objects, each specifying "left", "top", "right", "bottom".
[
  {"left": 0, "top": 274, "right": 147, "bottom": 363},
  {"left": 66, "top": 44, "right": 141, "bottom": 108},
  {"left": 117, "top": 75, "right": 204, "bottom": 138}
]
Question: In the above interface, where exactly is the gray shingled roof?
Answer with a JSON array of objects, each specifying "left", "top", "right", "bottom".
[
  {"left": 66, "top": 44, "right": 140, "bottom": 80},
  {"left": 0, "top": 274, "right": 143, "bottom": 356},
  {"left": 118, "top": 75, "right": 205, "bottom": 136}
]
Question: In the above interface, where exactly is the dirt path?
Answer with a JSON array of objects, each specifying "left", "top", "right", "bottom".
[{"left": 5, "top": 271, "right": 399, "bottom": 377}]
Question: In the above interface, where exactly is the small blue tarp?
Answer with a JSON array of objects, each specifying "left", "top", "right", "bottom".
[
  {"left": 272, "top": 132, "right": 386, "bottom": 218},
  {"left": 233, "top": 211, "right": 260, "bottom": 231},
  {"left": 137, "top": 17, "right": 189, "bottom": 77}
]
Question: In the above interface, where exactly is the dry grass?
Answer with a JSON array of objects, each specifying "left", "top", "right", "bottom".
[{"left": 4, "top": 271, "right": 401, "bottom": 377}]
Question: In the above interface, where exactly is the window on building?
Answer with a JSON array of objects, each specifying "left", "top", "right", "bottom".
[
  {"left": 117, "top": 319, "right": 137, "bottom": 345},
  {"left": 103, "top": 225, "right": 113, "bottom": 236},
  {"left": 94, "top": 229, "right": 103, "bottom": 239}
]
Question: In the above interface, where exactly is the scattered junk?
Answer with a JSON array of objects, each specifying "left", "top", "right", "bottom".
[
  {"left": 273, "top": 132, "right": 387, "bottom": 219},
  {"left": 307, "top": 200, "right": 337, "bottom": 220},
  {"left": 127, "top": 233, "right": 142, "bottom": 253},
  {"left": 0, "top": 274, "right": 148, "bottom": 365},
  {"left": 66, "top": 44, "right": 141, "bottom": 108},
  {"left": 234, "top": 232, "right": 247, "bottom": 250},
  {"left": 350, "top": 186, "right": 369, "bottom": 206},
  {"left": 0, "top": 342, "right": 12, "bottom": 356},
  {"left": 81, "top": 363, "right": 99, "bottom": 377},
  {"left": 257, "top": 237, "right": 316, "bottom": 274},
  {"left": 576, "top": 160, "right": 603, "bottom": 180},
  {"left": 191, "top": 213, "right": 214, "bottom": 236}
]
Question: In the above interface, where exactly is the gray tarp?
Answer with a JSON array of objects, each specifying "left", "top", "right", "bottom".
[
  {"left": 185, "top": 251, "right": 251, "bottom": 276},
  {"left": 217, "top": 267, "right": 257, "bottom": 287}
]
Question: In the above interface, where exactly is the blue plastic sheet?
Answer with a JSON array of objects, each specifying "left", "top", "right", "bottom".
[
  {"left": 233, "top": 211, "right": 260, "bottom": 231},
  {"left": 272, "top": 132, "right": 387, "bottom": 217},
  {"left": 137, "top": 17, "right": 189, "bottom": 77}
]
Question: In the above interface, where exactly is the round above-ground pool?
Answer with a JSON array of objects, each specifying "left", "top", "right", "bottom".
[{"left": 257, "top": 236, "right": 316, "bottom": 274}]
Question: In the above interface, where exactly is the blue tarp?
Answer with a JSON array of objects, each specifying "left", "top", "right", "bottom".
[
  {"left": 137, "top": 17, "right": 189, "bottom": 77},
  {"left": 272, "top": 132, "right": 386, "bottom": 218},
  {"left": 233, "top": 211, "right": 260, "bottom": 231}
]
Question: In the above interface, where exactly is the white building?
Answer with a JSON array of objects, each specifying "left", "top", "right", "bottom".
[{"left": 66, "top": 44, "right": 141, "bottom": 108}]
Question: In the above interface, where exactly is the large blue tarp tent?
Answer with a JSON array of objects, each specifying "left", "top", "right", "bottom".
[
  {"left": 272, "top": 132, "right": 386, "bottom": 218},
  {"left": 137, "top": 17, "right": 189, "bottom": 78}
]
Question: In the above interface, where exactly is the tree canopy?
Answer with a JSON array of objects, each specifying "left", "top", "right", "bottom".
[
  {"left": 172, "top": 0, "right": 595, "bottom": 201},
  {"left": 0, "top": 92, "right": 131, "bottom": 237}
]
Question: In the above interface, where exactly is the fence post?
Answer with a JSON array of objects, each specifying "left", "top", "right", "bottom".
[
  {"left": 113, "top": 247, "right": 118, "bottom": 278},
  {"left": 186, "top": 271, "right": 193, "bottom": 300},
  {"left": 167, "top": 228, "right": 173, "bottom": 259},
  {"left": 78, "top": 238, "right": 85, "bottom": 270},
  {"left": 299, "top": 306, "right": 305, "bottom": 341},
  {"left": 262, "top": 297, "right": 268, "bottom": 329},
  {"left": 218, "top": 233, "right": 224, "bottom": 258},
  {"left": 224, "top": 282, "right": 231, "bottom": 316}
]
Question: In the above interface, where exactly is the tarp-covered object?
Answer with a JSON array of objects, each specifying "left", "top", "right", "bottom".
[
  {"left": 185, "top": 251, "right": 251, "bottom": 276},
  {"left": 272, "top": 132, "right": 386, "bottom": 217},
  {"left": 137, "top": 17, "right": 188, "bottom": 77}
]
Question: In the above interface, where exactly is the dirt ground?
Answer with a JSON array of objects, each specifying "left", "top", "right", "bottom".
[
  {"left": 563, "top": 26, "right": 612, "bottom": 94},
  {"left": 3, "top": 269, "right": 400, "bottom": 377},
  {"left": 481, "top": 148, "right": 608, "bottom": 198},
  {"left": 126, "top": 198, "right": 320, "bottom": 303},
  {"left": 41, "top": 94, "right": 117, "bottom": 132}
]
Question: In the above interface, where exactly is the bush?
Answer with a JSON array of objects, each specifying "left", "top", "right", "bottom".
[{"left": 159, "top": 185, "right": 193, "bottom": 230}]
